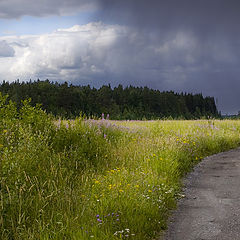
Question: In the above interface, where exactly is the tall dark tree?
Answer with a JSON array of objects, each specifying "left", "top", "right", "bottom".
[{"left": 0, "top": 80, "right": 220, "bottom": 119}]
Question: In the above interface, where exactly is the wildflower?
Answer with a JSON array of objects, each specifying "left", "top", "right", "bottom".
[
  {"left": 97, "top": 219, "right": 102, "bottom": 223},
  {"left": 148, "top": 190, "right": 152, "bottom": 193},
  {"left": 119, "top": 189, "right": 124, "bottom": 193},
  {"left": 135, "top": 185, "right": 139, "bottom": 188},
  {"left": 3, "top": 129, "right": 7, "bottom": 133},
  {"left": 96, "top": 215, "right": 100, "bottom": 218},
  {"left": 95, "top": 180, "right": 100, "bottom": 184}
]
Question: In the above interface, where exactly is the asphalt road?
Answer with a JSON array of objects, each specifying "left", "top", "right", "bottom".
[{"left": 161, "top": 147, "right": 240, "bottom": 240}]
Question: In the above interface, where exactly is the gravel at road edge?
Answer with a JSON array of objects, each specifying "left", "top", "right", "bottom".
[{"left": 160, "top": 147, "right": 240, "bottom": 240}]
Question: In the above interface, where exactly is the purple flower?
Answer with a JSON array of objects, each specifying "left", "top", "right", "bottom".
[
  {"left": 97, "top": 219, "right": 102, "bottom": 223},
  {"left": 104, "top": 134, "right": 107, "bottom": 139},
  {"left": 96, "top": 215, "right": 100, "bottom": 218},
  {"left": 56, "top": 119, "right": 61, "bottom": 129}
]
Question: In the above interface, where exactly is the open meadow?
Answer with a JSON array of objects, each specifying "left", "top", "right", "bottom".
[{"left": 1, "top": 94, "right": 240, "bottom": 239}]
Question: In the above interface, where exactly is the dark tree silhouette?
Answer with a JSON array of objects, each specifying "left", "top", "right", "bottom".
[{"left": 0, "top": 80, "right": 219, "bottom": 119}]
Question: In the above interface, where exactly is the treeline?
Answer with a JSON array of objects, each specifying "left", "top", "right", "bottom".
[{"left": 0, "top": 80, "right": 219, "bottom": 119}]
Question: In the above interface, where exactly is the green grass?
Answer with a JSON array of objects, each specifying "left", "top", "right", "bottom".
[{"left": 1, "top": 94, "right": 240, "bottom": 239}]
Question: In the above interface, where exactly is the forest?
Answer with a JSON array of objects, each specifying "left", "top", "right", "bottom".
[{"left": 0, "top": 80, "right": 219, "bottom": 119}]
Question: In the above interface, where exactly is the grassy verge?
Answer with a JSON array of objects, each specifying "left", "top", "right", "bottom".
[{"left": 1, "top": 94, "right": 240, "bottom": 239}]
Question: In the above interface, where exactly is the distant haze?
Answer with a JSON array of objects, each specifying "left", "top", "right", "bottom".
[{"left": 0, "top": 0, "right": 240, "bottom": 114}]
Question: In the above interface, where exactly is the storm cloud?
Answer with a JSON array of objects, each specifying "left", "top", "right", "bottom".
[
  {"left": 0, "top": 0, "right": 97, "bottom": 18},
  {"left": 95, "top": 0, "right": 240, "bottom": 114},
  {"left": 0, "top": 0, "right": 240, "bottom": 114}
]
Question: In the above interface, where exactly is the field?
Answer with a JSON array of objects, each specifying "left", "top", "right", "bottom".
[{"left": 1, "top": 94, "right": 240, "bottom": 239}]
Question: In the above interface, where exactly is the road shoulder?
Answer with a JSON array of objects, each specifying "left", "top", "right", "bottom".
[{"left": 159, "top": 147, "right": 240, "bottom": 240}]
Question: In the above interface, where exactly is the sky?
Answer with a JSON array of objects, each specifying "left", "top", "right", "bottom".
[{"left": 0, "top": 0, "right": 240, "bottom": 114}]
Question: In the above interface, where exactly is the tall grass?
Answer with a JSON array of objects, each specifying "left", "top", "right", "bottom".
[{"left": 1, "top": 93, "right": 240, "bottom": 239}]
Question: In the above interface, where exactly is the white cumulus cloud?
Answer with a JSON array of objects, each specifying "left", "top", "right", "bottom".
[
  {"left": 0, "top": 22, "right": 130, "bottom": 82},
  {"left": 0, "top": 40, "right": 15, "bottom": 57},
  {"left": 0, "top": 22, "right": 236, "bottom": 92}
]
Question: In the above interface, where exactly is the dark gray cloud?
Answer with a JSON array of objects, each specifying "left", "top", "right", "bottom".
[
  {"left": 94, "top": 0, "right": 240, "bottom": 114},
  {"left": 0, "top": 0, "right": 97, "bottom": 18},
  {"left": 98, "top": 0, "right": 240, "bottom": 32},
  {"left": 1, "top": 0, "right": 240, "bottom": 114}
]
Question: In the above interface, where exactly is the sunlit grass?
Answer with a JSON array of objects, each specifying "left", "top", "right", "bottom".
[{"left": 1, "top": 96, "right": 240, "bottom": 239}]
